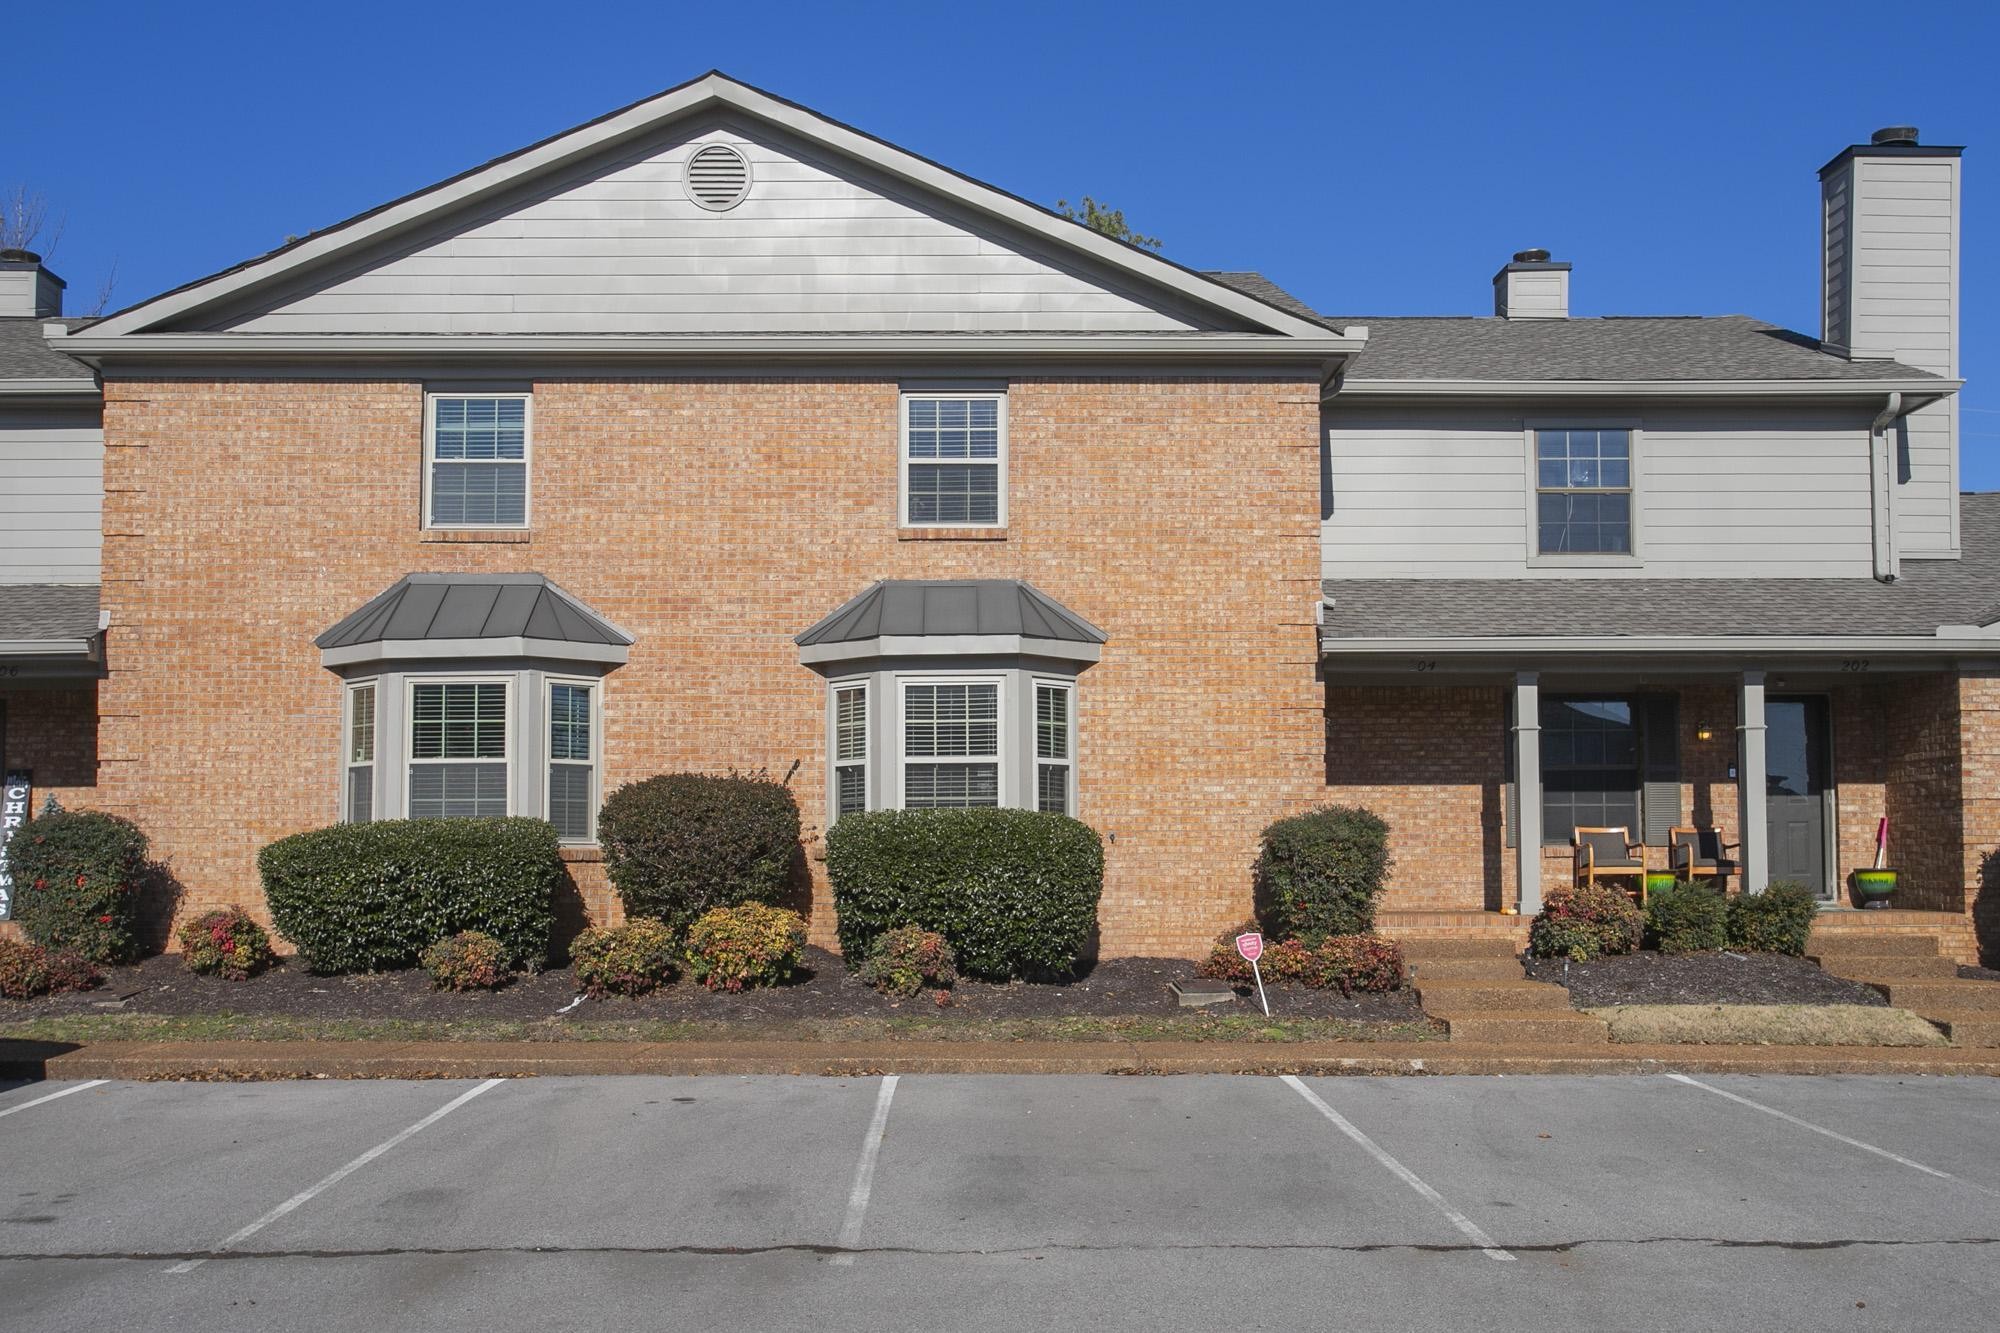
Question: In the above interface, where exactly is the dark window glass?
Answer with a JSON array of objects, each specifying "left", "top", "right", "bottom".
[
  {"left": 1540, "top": 698, "right": 1639, "bottom": 842},
  {"left": 1535, "top": 429, "right": 1632, "bottom": 554}
]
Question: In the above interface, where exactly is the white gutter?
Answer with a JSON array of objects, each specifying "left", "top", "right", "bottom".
[
  {"left": 1333, "top": 377, "right": 1959, "bottom": 399},
  {"left": 320, "top": 637, "right": 630, "bottom": 668},
  {"left": 0, "top": 378, "right": 97, "bottom": 396},
  {"left": 1320, "top": 632, "right": 2000, "bottom": 657},
  {"left": 0, "top": 638, "right": 96, "bottom": 657},
  {"left": 1869, "top": 391, "right": 1905, "bottom": 582},
  {"left": 799, "top": 634, "right": 1103, "bottom": 666}
]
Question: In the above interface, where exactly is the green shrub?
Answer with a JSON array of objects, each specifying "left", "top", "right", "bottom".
[
  {"left": 826, "top": 808, "right": 1104, "bottom": 980},
  {"left": 1254, "top": 805, "right": 1393, "bottom": 944},
  {"left": 258, "top": 818, "right": 559, "bottom": 974},
  {"left": 176, "top": 907, "right": 274, "bottom": 981},
  {"left": 597, "top": 773, "right": 801, "bottom": 939},
  {"left": 1197, "top": 927, "right": 1406, "bottom": 995},
  {"left": 3, "top": 809, "right": 150, "bottom": 963},
  {"left": 1727, "top": 879, "right": 1819, "bottom": 955},
  {"left": 1527, "top": 884, "right": 1644, "bottom": 961},
  {"left": 0, "top": 939, "right": 99, "bottom": 999},
  {"left": 1646, "top": 879, "right": 1729, "bottom": 954},
  {"left": 421, "top": 930, "right": 509, "bottom": 991},
  {"left": 570, "top": 918, "right": 678, "bottom": 997},
  {"left": 856, "top": 926, "right": 957, "bottom": 1000},
  {"left": 684, "top": 902, "right": 807, "bottom": 993}
]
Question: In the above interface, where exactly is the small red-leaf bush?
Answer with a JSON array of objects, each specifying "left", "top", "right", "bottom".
[
  {"left": 1527, "top": 884, "right": 1645, "bottom": 961},
  {"left": 1197, "top": 926, "right": 1406, "bottom": 995},
  {"left": 0, "top": 938, "right": 100, "bottom": 999},
  {"left": 177, "top": 907, "right": 275, "bottom": 981},
  {"left": 420, "top": 930, "right": 509, "bottom": 991},
  {"left": 684, "top": 902, "right": 807, "bottom": 993},
  {"left": 856, "top": 926, "right": 957, "bottom": 1000},
  {"left": 570, "top": 919, "right": 678, "bottom": 998}
]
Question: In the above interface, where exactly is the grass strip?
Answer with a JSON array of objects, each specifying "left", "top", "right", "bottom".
[{"left": 1587, "top": 1003, "right": 1949, "bottom": 1047}]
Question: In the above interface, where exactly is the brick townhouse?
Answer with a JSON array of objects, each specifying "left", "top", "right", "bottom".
[{"left": 0, "top": 74, "right": 1989, "bottom": 963}]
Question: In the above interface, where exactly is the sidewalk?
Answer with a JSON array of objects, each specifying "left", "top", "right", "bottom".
[{"left": 8, "top": 1037, "right": 2000, "bottom": 1080}]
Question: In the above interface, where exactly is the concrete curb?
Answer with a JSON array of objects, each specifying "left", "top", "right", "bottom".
[{"left": 7, "top": 1038, "right": 2000, "bottom": 1081}]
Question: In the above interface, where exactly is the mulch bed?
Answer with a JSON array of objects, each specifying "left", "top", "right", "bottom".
[
  {"left": 2, "top": 947, "right": 1424, "bottom": 1025},
  {"left": 1522, "top": 950, "right": 1888, "bottom": 1008},
  {"left": 1960, "top": 963, "right": 2000, "bottom": 982}
]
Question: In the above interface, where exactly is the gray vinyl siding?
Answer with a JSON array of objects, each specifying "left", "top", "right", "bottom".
[
  {"left": 209, "top": 119, "right": 1212, "bottom": 336},
  {"left": 1322, "top": 402, "right": 1879, "bottom": 579},
  {"left": 0, "top": 402, "right": 102, "bottom": 583},
  {"left": 1821, "top": 169, "right": 1851, "bottom": 352}
]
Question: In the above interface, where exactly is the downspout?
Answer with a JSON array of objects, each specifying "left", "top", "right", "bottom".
[{"left": 1869, "top": 392, "right": 1903, "bottom": 583}]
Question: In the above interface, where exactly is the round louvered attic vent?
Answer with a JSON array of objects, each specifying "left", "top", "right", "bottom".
[{"left": 685, "top": 144, "right": 751, "bottom": 211}]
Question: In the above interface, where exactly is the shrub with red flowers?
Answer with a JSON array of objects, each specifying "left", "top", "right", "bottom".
[
  {"left": 420, "top": 930, "right": 509, "bottom": 991},
  {"left": 3, "top": 809, "right": 150, "bottom": 964},
  {"left": 569, "top": 918, "right": 679, "bottom": 998},
  {"left": 856, "top": 926, "right": 957, "bottom": 1000},
  {"left": 176, "top": 907, "right": 275, "bottom": 981},
  {"left": 1527, "top": 884, "right": 1645, "bottom": 961},
  {"left": 1198, "top": 925, "right": 1406, "bottom": 995},
  {"left": 683, "top": 902, "right": 807, "bottom": 993},
  {"left": 0, "top": 938, "right": 100, "bottom": 999}
]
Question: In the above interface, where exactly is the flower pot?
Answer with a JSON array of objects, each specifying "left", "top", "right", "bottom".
[
  {"left": 1644, "top": 872, "right": 1679, "bottom": 897},
  {"left": 1851, "top": 868, "right": 1899, "bottom": 908}
]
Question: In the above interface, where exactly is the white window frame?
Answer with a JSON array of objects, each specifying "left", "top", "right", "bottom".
[
  {"left": 423, "top": 391, "right": 533, "bottom": 531},
  {"left": 1523, "top": 419, "right": 1643, "bottom": 568},
  {"left": 828, "top": 677, "right": 871, "bottom": 824},
  {"left": 544, "top": 675, "right": 601, "bottom": 844},
  {"left": 343, "top": 678, "right": 378, "bottom": 824},
  {"left": 896, "top": 674, "right": 1005, "bottom": 809},
  {"left": 1032, "top": 678, "right": 1075, "bottom": 816},
  {"left": 404, "top": 674, "right": 514, "bottom": 819},
  {"left": 898, "top": 391, "right": 1008, "bottom": 529}
]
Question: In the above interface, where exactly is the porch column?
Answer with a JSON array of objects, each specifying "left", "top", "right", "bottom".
[
  {"left": 1737, "top": 670, "right": 1769, "bottom": 895},
  {"left": 1513, "top": 672, "right": 1543, "bottom": 915}
]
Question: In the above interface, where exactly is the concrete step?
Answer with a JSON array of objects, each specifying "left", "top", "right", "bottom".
[
  {"left": 1396, "top": 938, "right": 1524, "bottom": 960},
  {"left": 1924, "top": 1013, "right": 2000, "bottom": 1048},
  {"left": 1406, "top": 956, "right": 1525, "bottom": 981},
  {"left": 1807, "top": 933, "right": 1941, "bottom": 958},
  {"left": 1415, "top": 979, "right": 1573, "bottom": 1013},
  {"left": 1812, "top": 954, "right": 1960, "bottom": 979},
  {"left": 1441, "top": 1011, "right": 1610, "bottom": 1046},
  {"left": 1864, "top": 980, "right": 2000, "bottom": 1012}
]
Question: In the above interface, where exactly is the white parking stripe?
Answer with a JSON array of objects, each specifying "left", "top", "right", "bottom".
[
  {"left": 165, "top": 1078, "right": 506, "bottom": 1274},
  {"left": 1666, "top": 1073, "right": 1999, "bottom": 1197},
  {"left": 0, "top": 1079, "right": 107, "bottom": 1119},
  {"left": 1281, "top": 1075, "right": 1514, "bottom": 1261},
  {"left": 830, "top": 1074, "right": 899, "bottom": 1266}
]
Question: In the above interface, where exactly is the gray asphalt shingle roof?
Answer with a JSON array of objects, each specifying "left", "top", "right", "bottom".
[
  {"left": 0, "top": 318, "right": 94, "bottom": 383},
  {"left": 316, "top": 574, "right": 631, "bottom": 649},
  {"left": 797, "top": 580, "right": 1107, "bottom": 646},
  {"left": 0, "top": 584, "right": 100, "bottom": 644},
  {"left": 1323, "top": 495, "right": 2000, "bottom": 641}
]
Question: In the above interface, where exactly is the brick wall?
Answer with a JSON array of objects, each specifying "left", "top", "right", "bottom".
[
  {"left": 1956, "top": 671, "right": 2000, "bottom": 960},
  {"left": 0, "top": 685, "right": 99, "bottom": 812},
  {"left": 97, "top": 374, "right": 1325, "bottom": 958}
]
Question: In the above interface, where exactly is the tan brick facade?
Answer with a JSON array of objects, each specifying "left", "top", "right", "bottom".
[
  {"left": 95, "top": 373, "right": 1326, "bottom": 958},
  {"left": 0, "top": 685, "right": 99, "bottom": 813}
]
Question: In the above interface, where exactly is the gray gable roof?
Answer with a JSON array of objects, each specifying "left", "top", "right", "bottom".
[
  {"left": 0, "top": 318, "right": 94, "bottom": 383},
  {"left": 316, "top": 573, "right": 631, "bottom": 650},
  {"left": 798, "top": 580, "right": 1106, "bottom": 646},
  {"left": 0, "top": 584, "right": 100, "bottom": 644},
  {"left": 1323, "top": 495, "right": 2000, "bottom": 642}
]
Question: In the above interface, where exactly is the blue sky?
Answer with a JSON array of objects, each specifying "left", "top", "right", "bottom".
[{"left": 18, "top": 0, "right": 1995, "bottom": 482}]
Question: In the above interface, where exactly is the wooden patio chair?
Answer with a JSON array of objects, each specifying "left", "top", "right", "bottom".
[
  {"left": 1668, "top": 826, "right": 1739, "bottom": 887},
  {"left": 1573, "top": 827, "right": 1647, "bottom": 903}
]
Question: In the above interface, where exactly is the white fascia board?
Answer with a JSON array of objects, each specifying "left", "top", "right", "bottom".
[
  {"left": 1320, "top": 633, "right": 1996, "bottom": 657},
  {"left": 0, "top": 378, "right": 97, "bottom": 396},
  {"left": 320, "top": 637, "right": 630, "bottom": 668},
  {"left": 798, "top": 634, "right": 1102, "bottom": 666},
  {"left": 1335, "top": 377, "right": 1961, "bottom": 399},
  {"left": 76, "top": 74, "right": 1335, "bottom": 343},
  {"left": 0, "top": 639, "right": 94, "bottom": 657}
]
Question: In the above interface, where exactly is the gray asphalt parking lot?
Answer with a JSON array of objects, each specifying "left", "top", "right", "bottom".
[{"left": 1, "top": 1073, "right": 1996, "bottom": 1331}]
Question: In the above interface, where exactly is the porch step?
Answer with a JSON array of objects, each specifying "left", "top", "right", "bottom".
[
  {"left": 1811, "top": 954, "right": 1959, "bottom": 979},
  {"left": 1923, "top": 1013, "right": 2000, "bottom": 1048},
  {"left": 1415, "top": 979, "right": 1572, "bottom": 1013},
  {"left": 1397, "top": 937, "right": 1523, "bottom": 961},
  {"left": 1807, "top": 933, "right": 1941, "bottom": 958},
  {"left": 1860, "top": 980, "right": 2000, "bottom": 1012},
  {"left": 1439, "top": 1011, "right": 1610, "bottom": 1046},
  {"left": 1405, "top": 956, "right": 1525, "bottom": 981}
]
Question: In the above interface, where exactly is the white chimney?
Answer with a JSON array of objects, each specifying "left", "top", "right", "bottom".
[
  {"left": 0, "top": 249, "right": 64, "bottom": 318},
  {"left": 1493, "top": 248, "right": 1569, "bottom": 319}
]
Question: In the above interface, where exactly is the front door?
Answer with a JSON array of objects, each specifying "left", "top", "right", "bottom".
[{"left": 1766, "top": 695, "right": 1832, "bottom": 899}]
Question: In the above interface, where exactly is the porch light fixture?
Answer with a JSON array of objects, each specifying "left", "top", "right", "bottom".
[{"left": 1696, "top": 721, "right": 1714, "bottom": 742}]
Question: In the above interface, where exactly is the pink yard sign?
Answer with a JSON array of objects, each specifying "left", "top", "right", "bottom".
[{"left": 1235, "top": 932, "right": 1264, "bottom": 964}]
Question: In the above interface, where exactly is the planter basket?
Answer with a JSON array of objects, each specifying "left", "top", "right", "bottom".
[{"left": 1851, "top": 867, "right": 1899, "bottom": 909}]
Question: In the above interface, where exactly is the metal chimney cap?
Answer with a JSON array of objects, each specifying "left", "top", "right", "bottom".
[
  {"left": 1512, "top": 248, "right": 1552, "bottom": 263},
  {"left": 0, "top": 248, "right": 42, "bottom": 264},
  {"left": 1871, "top": 126, "right": 1920, "bottom": 146}
]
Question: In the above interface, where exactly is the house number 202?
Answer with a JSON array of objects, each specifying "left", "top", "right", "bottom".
[{"left": 1840, "top": 659, "right": 1871, "bottom": 673}]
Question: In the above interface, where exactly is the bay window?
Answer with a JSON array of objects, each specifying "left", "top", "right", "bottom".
[
  {"left": 344, "top": 680, "right": 376, "bottom": 823},
  {"left": 546, "top": 679, "right": 597, "bottom": 842},
  {"left": 902, "top": 679, "right": 1001, "bottom": 808}
]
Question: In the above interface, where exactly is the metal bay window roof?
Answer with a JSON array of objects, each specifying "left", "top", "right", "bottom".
[
  {"left": 797, "top": 579, "right": 1106, "bottom": 665},
  {"left": 317, "top": 573, "right": 632, "bottom": 667}
]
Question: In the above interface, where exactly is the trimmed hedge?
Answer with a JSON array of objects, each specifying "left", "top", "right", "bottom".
[
  {"left": 597, "top": 773, "right": 801, "bottom": 938},
  {"left": 3, "top": 809, "right": 150, "bottom": 963},
  {"left": 1527, "top": 884, "right": 1645, "bottom": 961},
  {"left": 826, "top": 808, "right": 1104, "bottom": 980},
  {"left": 1728, "top": 879, "right": 1819, "bottom": 955},
  {"left": 258, "top": 818, "right": 560, "bottom": 974},
  {"left": 1254, "top": 805, "right": 1393, "bottom": 944},
  {"left": 1646, "top": 879, "right": 1729, "bottom": 954}
]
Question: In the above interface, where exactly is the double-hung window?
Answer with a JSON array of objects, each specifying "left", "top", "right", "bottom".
[
  {"left": 901, "top": 679, "right": 1001, "bottom": 807},
  {"left": 427, "top": 394, "right": 529, "bottom": 528},
  {"left": 546, "top": 680, "right": 597, "bottom": 842},
  {"left": 344, "top": 681, "right": 376, "bottom": 823},
  {"left": 1034, "top": 681, "right": 1073, "bottom": 815},
  {"left": 408, "top": 680, "right": 510, "bottom": 819},
  {"left": 902, "top": 393, "right": 1005, "bottom": 527},
  {"left": 831, "top": 681, "right": 869, "bottom": 819},
  {"left": 1535, "top": 428, "right": 1631, "bottom": 554}
]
